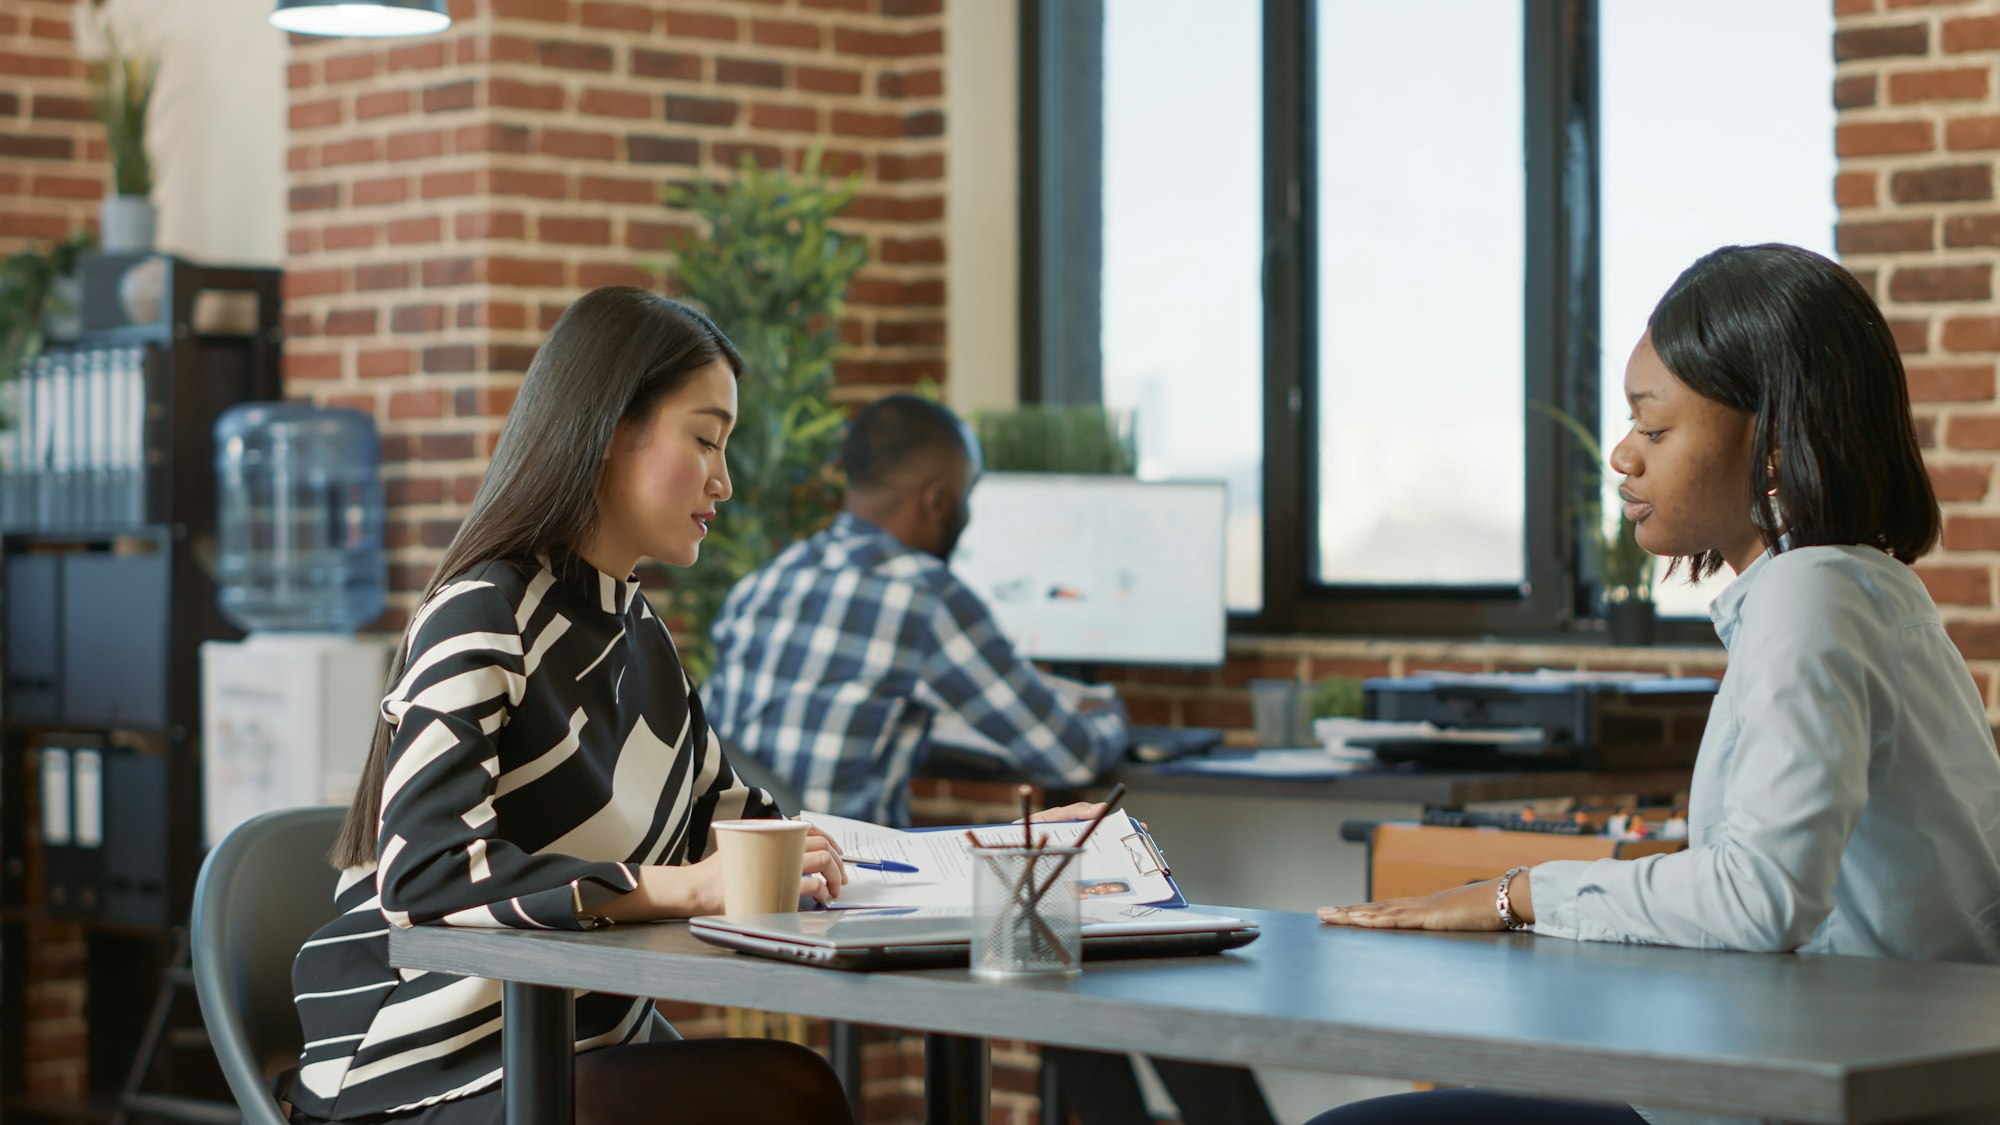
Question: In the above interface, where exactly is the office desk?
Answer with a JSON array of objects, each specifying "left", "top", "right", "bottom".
[
  {"left": 1117, "top": 759, "right": 1694, "bottom": 804},
  {"left": 389, "top": 908, "right": 2000, "bottom": 1125},
  {"left": 924, "top": 743, "right": 1694, "bottom": 806}
]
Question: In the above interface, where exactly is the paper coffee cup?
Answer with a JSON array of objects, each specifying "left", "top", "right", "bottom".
[{"left": 712, "top": 819, "right": 808, "bottom": 916}]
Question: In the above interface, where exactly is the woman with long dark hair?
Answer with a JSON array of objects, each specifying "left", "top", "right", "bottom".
[{"left": 286, "top": 288, "right": 853, "bottom": 1125}]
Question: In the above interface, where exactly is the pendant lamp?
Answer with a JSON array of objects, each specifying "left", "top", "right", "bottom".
[{"left": 270, "top": 0, "right": 450, "bottom": 37}]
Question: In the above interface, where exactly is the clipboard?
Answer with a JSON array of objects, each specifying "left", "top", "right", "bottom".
[
  {"left": 801, "top": 810, "right": 1187, "bottom": 910},
  {"left": 911, "top": 813, "right": 1184, "bottom": 908}
]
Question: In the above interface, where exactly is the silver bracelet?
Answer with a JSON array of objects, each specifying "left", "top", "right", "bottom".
[{"left": 1495, "top": 865, "right": 1531, "bottom": 931}]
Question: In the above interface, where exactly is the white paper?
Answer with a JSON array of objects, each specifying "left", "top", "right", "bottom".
[
  {"left": 1164, "top": 749, "right": 1372, "bottom": 778},
  {"left": 801, "top": 808, "right": 1174, "bottom": 909},
  {"left": 1312, "top": 717, "right": 1440, "bottom": 754},
  {"left": 1412, "top": 668, "right": 1665, "bottom": 686}
]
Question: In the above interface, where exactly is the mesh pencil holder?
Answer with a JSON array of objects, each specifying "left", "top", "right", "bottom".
[{"left": 968, "top": 844, "right": 1082, "bottom": 978}]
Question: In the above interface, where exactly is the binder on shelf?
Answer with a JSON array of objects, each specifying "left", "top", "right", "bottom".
[
  {"left": 3, "top": 344, "right": 136, "bottom": 531},
  {"left": 70, "top": 746, "right": 103, "bottom": 916},
  {"left": 39, "top": 746, "right": 71, "bottom": 846},
  {"left": 102, "top": 746, "right": 167, "bottom": 927},
  {"left": 40, "top": 746, "right": 78, "bottom": 915},
  {"left": 1, "top": 553, "right": 61, "bottom": 722}
]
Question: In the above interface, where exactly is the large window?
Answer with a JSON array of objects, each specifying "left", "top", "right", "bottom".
[
  {"left": 1598, "top": 0, "right": 1834, "bottom": 617},
  {"left": 1100, "top": 0, "right": 1264, "bottom": 612},
  {"left": 1041, "top": 0, "right": 1837, "bottom": 638},
  {"left": 1314, "top": 0, "right": 1525, "bottom": 588}
]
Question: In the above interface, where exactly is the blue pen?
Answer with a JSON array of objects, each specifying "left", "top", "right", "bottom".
[{"left": 842, "top": 856, "right": 920, "bottom": 874}]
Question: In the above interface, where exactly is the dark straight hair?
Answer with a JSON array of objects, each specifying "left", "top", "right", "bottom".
[
  {"left": 331, "top": 288, "right": 744, "bottom": 870},
  {"left": 1647, "top": 243, "right": 1940, "bottom": 582}
]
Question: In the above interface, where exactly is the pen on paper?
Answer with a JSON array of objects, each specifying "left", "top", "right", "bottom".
[{"left": 841, "top": 856, "right": 920, "bottom": 874}]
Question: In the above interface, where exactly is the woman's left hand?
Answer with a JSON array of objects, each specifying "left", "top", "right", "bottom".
[
  {"left": 1021, "top": 802, "right": 1148, "bottom": 832},
  {"left": 1318, "top": 873, "right": 1528, "bottom": 932},
  {"left": 1026, "top": 801, "right": 1107, "bottom": 824}
]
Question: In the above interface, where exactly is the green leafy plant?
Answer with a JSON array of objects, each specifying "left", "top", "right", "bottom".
[
  {"left": 972, "top": 404, "right": 1137, "bottom": 474},
  {"left": 1533, "top": 401, "right": 1654, "bottom": 601},
  {"left": 658, "top": 151, "right": 869, "bottom": 677},
  {"left": 85, "top": 23, "right": 160, "bottom": 197},
  {"left": 0, "top": 229, "right": 97, "bottom": 415},
  {"left": 1310, "top": 675, "right": 1364, "bottom": 720}
]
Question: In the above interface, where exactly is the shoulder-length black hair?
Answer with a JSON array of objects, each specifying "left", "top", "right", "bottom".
[
  {"left": 1648, "top": 243, "right": 1939, "bottom": 582},
  {"left": 331, "top": 287, "right": 743, "bottom": 870}
]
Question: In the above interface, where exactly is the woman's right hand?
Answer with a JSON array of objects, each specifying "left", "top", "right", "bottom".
[
  {"left": 602, "top": 830, "right": 847, "bottom": 920},
  {"left": 801, "top": 825, "right": 847, "bottom": 905}
]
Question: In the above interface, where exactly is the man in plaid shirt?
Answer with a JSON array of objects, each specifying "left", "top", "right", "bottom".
[{"left": 704, "top": 395, "right": 1128, "bottom": 827}]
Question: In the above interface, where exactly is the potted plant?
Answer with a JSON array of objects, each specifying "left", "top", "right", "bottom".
[
  {"left": 1535, "top": 403, "right": 1657, "bottom": 645},
  {"left": 971, "top": 404, "right": 1137, "bottom": 474},
  {"left": 0, "top": 229, "right": 97, "bottom": 405},
  {"left": 82, "top": 17, "right": 161, "bottom": 253},
  {"left": 657, "top": 151, "right": 869, "bottom": 677}
]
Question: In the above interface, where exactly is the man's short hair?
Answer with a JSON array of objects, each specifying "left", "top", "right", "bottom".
[{"left": 841, "top": 394, "right": 969, "bottom": 490}]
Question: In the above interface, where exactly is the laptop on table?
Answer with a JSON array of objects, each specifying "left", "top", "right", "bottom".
[{"left": 690, "top": 904, "right": 1260, "bottom": 971}]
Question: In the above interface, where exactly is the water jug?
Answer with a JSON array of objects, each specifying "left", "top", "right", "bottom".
[{"left": 214, "top": 403, "right": 386, "bottom": 632}]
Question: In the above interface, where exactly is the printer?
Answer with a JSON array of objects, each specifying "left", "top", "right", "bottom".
[{"left": 1358, "top": 671, "right": 1719, "bottom": 770}]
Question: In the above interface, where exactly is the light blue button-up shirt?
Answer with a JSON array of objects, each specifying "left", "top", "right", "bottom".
[{"left": 1534, "top": 544, "right": 2000, "bottom": 964}]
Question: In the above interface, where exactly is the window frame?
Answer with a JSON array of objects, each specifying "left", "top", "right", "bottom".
[{"left": 1022, "top": 0, "right": 1721, "bottom": 646}]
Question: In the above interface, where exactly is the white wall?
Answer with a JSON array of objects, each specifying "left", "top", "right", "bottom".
[
  {"left": 944, "top": 0, "right": 1019, "bottom": 415},
  {"left": 102, "top": 0, "right": 285, "bottom": 265}
]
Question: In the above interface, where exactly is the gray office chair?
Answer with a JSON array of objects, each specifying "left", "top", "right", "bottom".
[
  {"left": 191, "top": 805, "right": 347, "bottom": 1125},
  {"left": 193, "top": 806, "right": 693, "bottom": 1124}
]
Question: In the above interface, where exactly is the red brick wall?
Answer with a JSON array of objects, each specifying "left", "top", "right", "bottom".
[
  {"left": 0, "top": 0, "right": 105, "bottom": 255},
  {"left": 1836, "top": 0, "right": 2000, "bottom": 719},
  {"left": 4, "top": 2, "right": 100, "bottom": 1100},
  {"left": 281, "top": 0, "right": 948, "bottom": 629}
]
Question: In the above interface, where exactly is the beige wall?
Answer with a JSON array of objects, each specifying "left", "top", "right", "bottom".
[
  {"left": 102, "top": 0, "right": 285, "bottom": 264},
  {"left": 944, "top": 0, "right": 1018, "bottom": 415}
]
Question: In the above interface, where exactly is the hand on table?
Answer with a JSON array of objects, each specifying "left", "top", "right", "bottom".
[{"left": 1318, "top": 871, "right": 1532, "bottom": 932}]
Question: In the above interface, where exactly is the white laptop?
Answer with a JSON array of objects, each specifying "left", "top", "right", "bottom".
[{"left": 689, "top": 905, "right": 1260, "bottom": 971}]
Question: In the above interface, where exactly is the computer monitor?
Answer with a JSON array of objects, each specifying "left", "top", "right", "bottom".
[{"left": 950, "top": 472, "right": 1228, "bottom": 666}]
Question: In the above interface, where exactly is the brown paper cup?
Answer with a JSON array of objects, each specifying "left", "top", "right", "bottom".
[{"left": 712, "top": 819, "right": 808, "bottom": 916}]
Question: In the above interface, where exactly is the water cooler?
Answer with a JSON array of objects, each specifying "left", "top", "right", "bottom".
[{"left": 200, "top": 403, "right": 394, "bottom": 848}]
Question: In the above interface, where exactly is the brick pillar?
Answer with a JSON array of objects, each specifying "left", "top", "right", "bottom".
[
  {"left": 1835, "top": 0, "right": 2000, "bottom": 718},
  {"left": 283, "top": 0, "right": 949, "bottom": 629},
  {"left": 0, "top": 0, "right": 106, "bottom": 254},
  {"left": 2, "top": 4, "right": 101, "bottom": 1101}
]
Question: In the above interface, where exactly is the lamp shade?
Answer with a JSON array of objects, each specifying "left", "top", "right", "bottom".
[{"left": 270, "top": 0, "right": 450, "bottom": 37}]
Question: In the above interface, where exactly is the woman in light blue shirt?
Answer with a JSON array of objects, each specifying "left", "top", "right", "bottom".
[{"left": 1313, "top": 244, "right": 2000, "bottom": 1125}]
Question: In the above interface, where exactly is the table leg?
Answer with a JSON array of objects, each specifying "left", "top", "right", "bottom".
[
  {"left": 503, "top": 981, "right": 573, "bottom": 1125},
  {"left": 829, "top": 1020, "right": 864, "bottom": 1124},
  {"left": 923, "top": 1033, "right": 988, "bottom": 1125}
]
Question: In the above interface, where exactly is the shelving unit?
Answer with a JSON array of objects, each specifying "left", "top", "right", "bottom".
[{"left": 0, "top": 255, "right": 281, "bottom": 1122}]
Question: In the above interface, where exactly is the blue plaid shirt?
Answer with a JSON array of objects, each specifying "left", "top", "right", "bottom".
[{"left": 704, "top": 513, "right": 1127, "bottom": 826}]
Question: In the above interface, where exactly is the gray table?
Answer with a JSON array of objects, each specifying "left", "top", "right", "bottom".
[{"left": 388, "top": 908, "right": 2000, "bottom": 1125}]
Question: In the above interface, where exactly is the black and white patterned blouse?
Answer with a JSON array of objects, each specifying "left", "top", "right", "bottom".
[{"left": 288, "top": 553, "right": 775, "bottom": 1120}]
